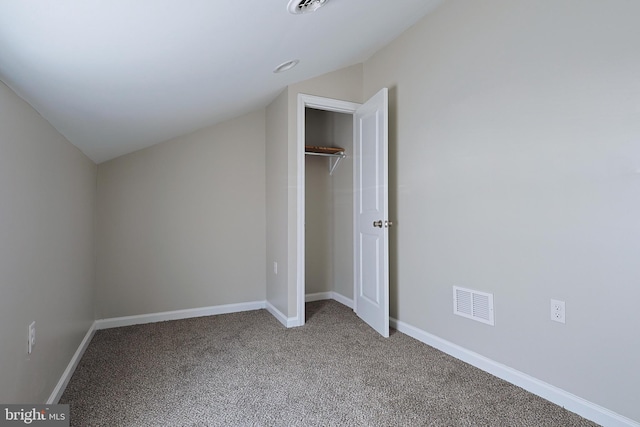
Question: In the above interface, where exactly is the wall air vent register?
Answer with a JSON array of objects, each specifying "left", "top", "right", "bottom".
[{"left": 453, "top": 286, "right": 495, "bottom": 326}]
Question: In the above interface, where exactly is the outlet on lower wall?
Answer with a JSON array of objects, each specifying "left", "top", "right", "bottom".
[
  {"left": 28, "top": 321, "right": 35, "bottom": 354},
  {"left": 550, "top": 299, "right": 565, "bottom": 324},
  {"left": 273, "top": 261, "right": 278, "bottom": 275}
]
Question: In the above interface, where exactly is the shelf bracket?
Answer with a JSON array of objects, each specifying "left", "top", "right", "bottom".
[{"left": 329, "top": 152, "right": 345, "bottom": 175}]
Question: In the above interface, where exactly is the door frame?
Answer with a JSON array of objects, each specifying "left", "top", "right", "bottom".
[{"left": 295, "top": 94, "right": 361, "bottom": 327}]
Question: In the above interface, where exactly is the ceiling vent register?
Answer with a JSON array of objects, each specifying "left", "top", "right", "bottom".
[{"left": 288, "top": 0, "right": 329, "bottom": 14}]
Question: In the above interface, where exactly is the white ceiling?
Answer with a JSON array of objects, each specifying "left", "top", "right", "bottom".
[{"left": 0, "top": 0, "right": 442, "bottom": 163}]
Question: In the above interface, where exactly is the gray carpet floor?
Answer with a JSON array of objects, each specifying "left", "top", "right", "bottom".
[{"left": 60, "top": 300, "right": 599, "bottom": 426}]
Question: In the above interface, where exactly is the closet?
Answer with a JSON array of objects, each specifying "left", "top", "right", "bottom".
[{"left": 304, "top": 108, "right": 354, "bottom": 303}]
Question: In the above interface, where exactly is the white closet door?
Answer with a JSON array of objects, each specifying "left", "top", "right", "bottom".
[{"left": 353, "top": 88, "right": 390, "bottom": 338}]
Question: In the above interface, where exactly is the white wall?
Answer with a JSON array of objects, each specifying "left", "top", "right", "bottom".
[
  {"left": 96, "top": 110, "right": 266, "bottom": 318},
  {"left": 363, "top": 0, "right": 640, "bottom": 421},
  {"left": 0, "top": 81, "right": 96, "bottom": 403},
  {"left": 265, "top": 90, "right": 290, "bottom": 316}
]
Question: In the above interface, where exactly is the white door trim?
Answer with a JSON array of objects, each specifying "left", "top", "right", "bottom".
[{"left": 296, "top": 94, "right": 361, "bottom": 327}]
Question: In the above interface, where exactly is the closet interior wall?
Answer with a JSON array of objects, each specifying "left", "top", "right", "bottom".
[{"left": 305, "top": 108, "right": 354, "bottom": 302}]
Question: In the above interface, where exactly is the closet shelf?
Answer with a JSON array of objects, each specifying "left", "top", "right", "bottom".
[{"left": 305, "top": 146, "right": 346, "bottom": 175}]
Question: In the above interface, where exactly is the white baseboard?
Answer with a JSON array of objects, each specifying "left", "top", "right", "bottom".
[
  {"left": 47, "top": 322, "right": 96, "bottom": 404},
  {"left": 305, "top": 291, "right": 354, "bottom": 309},
  {"left": 95, "top": 300, "right": 266, "bottom": 330},
  {"left": 265, "top": 301, "right": 299, "bottom": 327},
  {"left": 305, "top": 292, "right": 332, "bottom": 302},
  {"left": 330, "top": 292, "right": 354, "bottom": 309},
  {"left": 390, "top": 318, "right": 639, "bottom": 427}
]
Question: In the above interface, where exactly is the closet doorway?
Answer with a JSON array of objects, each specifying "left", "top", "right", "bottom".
[
  {"left": 295, "top": 90, "right": 390, "bottom": 337},
  {"left": 304, "top": 107, "right": 353, "bottom": 312}
]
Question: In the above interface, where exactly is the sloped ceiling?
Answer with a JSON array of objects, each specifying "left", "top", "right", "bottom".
[{"left": 0, "top": 0, "right": 442, "bottom": 163}]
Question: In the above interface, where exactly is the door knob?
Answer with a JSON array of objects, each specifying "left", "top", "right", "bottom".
[
  {"left": 385, "top": 220, "right": 393, "bottom": 228},
  {"left": 373, "top": 220, "right": 383, "bottom": 228}
]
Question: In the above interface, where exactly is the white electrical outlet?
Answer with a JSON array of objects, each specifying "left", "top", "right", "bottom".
[
  {"left": 28, "top": 321, "right": 36, "bottom": 354},
  {"left": 550, "top": 299, "right": 565, "bottom": 324},
  {"left": 273, "top": 262, "right": 278, "bottom": 275}
]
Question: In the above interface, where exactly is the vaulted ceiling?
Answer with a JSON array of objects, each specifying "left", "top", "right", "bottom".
[{"left": 0, "top": 0, "right": 442, "bottom": 163}]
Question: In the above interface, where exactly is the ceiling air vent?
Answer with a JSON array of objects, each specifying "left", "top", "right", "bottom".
[{"left": 288, "top": 0, "right": 329, "bottom": 14}]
